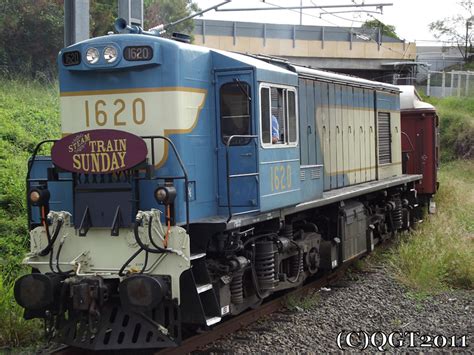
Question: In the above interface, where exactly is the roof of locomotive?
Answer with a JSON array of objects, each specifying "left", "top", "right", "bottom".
[
  {"left": 293, "top": 65, "right": 400, "bottom": 93},
  {"left": 397, "top": 85, "right": 436, "bottom": 110},
  {"left": 60, "top": 33, "right": 400, "bottom": 92},
  {"left": 243, "top": 54, "right": 400, "bottom": 93}
]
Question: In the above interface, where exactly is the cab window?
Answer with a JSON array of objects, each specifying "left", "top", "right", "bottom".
[
  {"left": 260, "top": 85, "right": 297, "bottom": 147},
  {"left": 220, "top": 81, "right": 251, "bottom": 146}
]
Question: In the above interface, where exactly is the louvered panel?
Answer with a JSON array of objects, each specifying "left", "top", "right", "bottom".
[
  {"left": 378, "top": 112, "right": 392, "bottom": 164},
  {"left": 310, "top": 168, "right": 321, "bottom": 179}
]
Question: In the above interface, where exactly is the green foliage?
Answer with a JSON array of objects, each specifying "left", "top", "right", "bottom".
[
  {"left": 285, "top": 292, "right": 320, "bottom": 311},
  {"left": 0, "top": 273, "right": 43, "bottom": 348},
  {"left": 425, "top": 96, "right": 474, "bottom": 160},
  {"left": 389, "top": 160, "right": 474, "bottom": 292},
  {"left": 90, "top": 0, "right": 117, "bottom": 37},
  {"left": 0, "top": 0, "right": 201, "bottom": 76},
  {"left": 144, "top": 0, "right": 199, "bottom": 37},
  {"left": 0, "top": 0, "right": 63, "bottom": 78},
  {"left": 362, "top": 19, "right": 399, "bottom": 39},
  {"left": 0, "top": 78, "right": 60, "bottom": 348}
]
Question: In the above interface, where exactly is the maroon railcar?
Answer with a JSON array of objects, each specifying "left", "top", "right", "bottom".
[{"left": 398, "top": 86, "right": 439, "bottom": 208}]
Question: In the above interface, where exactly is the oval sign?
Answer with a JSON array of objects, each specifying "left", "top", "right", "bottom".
[{"left": 51, "top": 129, "right": 148, "bottom": 174}]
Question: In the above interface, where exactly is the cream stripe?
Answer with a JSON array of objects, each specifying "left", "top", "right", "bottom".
[{"left": 60, "top": 87, "right": 207, "bottom": 97}]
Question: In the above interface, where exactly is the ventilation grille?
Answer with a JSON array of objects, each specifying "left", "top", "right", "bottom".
[
  {"left": 378, "top": 112, "right": 391, "bottom": 164},
  {"left": 300, "top": 170, "right": 306, "bottom": 181},
  {"left": 310, "top": 168, "right": 321, "bottom": 180}
]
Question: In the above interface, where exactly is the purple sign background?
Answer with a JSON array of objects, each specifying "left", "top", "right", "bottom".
[{"left": 51, "top": 129, "right": 148, "bottom": 174}]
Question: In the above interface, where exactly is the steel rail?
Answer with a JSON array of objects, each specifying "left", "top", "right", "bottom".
[{"left": 157, "top": 262, "right": 353, "bottom": 355}]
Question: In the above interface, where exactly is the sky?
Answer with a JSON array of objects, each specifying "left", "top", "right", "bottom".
[{"left": 194, "top": 0, "right": 470, "bottom": 45}]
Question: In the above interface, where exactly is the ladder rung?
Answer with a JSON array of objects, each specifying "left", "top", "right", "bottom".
[
  {"left": 196, "top": 284, "right": 213, "bottom": 294},
  {"left": 190, "top": 253, "right": 206, "bottom": 261},
  {"left": 205, "top": 316, "right": 221, "bottom": 326}
]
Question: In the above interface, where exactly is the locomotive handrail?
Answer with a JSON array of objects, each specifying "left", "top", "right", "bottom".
[
  {"left": 26, "top": 139, "right": 58, "bottom": 180},
  {"left": 141, "top": 135, "right": 190, "bottom": 232},
  {"left": 225, "top": 135, "right": 259, "bottom": 223},
  {"left": 26, "top": 139, "right": 58, "bottom": 230}
]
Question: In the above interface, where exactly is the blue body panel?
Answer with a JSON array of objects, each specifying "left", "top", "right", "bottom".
[
  {"left": 54, "top": 34, "right": 301, "bottom": 226},
  {"left": 35, "top": 32, "right": 401, "bottom": 230},
  {"left": 28, "top": 157, "right": 73, "bottom": 224}
]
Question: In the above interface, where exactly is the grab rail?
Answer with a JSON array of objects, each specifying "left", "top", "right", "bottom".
[{"left": 225, "top": 135, "right": 259, "bottom": 223}]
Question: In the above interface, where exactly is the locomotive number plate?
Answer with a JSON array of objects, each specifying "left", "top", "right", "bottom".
[{"left": 123, "top": 46, "right": 153, "bottom": 61}]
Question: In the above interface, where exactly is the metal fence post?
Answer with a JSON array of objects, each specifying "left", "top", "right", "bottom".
[
  {"left": 442, "top": 71, "right": 446, "bottom": 97},
  {"left": 427, "top": 72, "right": 431, "bottom": 96},
  {"left": 458, "top": 73, "right": 462, "bottom": 97},
  {"left": 450, "top": 71, "right": 454, "bottom": 96},
  {"left": 466, "top": 74, "right": 470, "bottom": 96}
]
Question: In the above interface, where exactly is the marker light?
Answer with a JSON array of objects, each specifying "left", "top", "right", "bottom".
[
  {"left": 29, "top": 190, "right": 41, "bottom": 204},
  {"left": 154, "top": 186, "right": 177, "bottom": 205},
  {"left": 86, "top": 47, "right": 99, "bottom": 64},
  {"left": 29, "top": 188, "right": 50, "bottom": 206},
  {"left": 103, "top": 46, "right": 118, "bottom": 63}
]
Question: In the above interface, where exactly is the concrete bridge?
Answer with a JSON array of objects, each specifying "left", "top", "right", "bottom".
[{"left": 193, "top": 19, "right": 417, "bottom": 83}]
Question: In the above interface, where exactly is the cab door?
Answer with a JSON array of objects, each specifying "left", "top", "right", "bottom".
[{"left": 215, "top": 70, "right": 259, "bottom": 214}]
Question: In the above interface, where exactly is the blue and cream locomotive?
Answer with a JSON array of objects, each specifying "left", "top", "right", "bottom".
[{"left": 14, "top": 19, "right": 421, "bottom": 350}]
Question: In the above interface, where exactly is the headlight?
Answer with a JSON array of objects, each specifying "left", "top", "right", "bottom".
[
  {"left": 103, "top": 46, "right": 118, "bottom": 63},
  {"left": 86, "top": 47, "right": 99, "bottom": 64}
]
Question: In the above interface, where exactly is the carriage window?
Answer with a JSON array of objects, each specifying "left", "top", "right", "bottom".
[
  {"left": 288, "top": 91, "right": 297, "bottom": 143},
  {"left": 220, "top": 82, "right": 251, "bottom": 145},
  {"left": 261, "top": 88, "right": 271, "bottom": 144},
  {"left": 260, "top": 85, "right": 297, "bottom": 147}
]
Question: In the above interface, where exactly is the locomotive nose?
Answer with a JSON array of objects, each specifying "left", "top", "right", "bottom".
[
  {"left": 119, "top": 274, "right": 169, "bottom": 311},
  {"left": 14, "top": 273, "right": 63, "bottom": 311}
]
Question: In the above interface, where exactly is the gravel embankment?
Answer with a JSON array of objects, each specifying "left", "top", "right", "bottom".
[{"left": 201, "top": 264, "right": 473, "bottom": 353}]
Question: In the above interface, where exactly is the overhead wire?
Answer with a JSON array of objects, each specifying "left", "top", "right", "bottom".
[{"left": 261, "top": 0, "right": 411, "bottom": 58}]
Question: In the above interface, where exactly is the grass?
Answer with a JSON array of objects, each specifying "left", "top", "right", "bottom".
[
  {"left": 389, "top": 160, "right": 474, "bottom": 293},
  {"left": 0, "top": 274, "right": 43, "bottom": 348},
  {"left": 0, "top": 77, "right": 60, "bottom": 348},
  {"left": 424, "top": 96, "right": 474, "bottom": 161},
  {"left": 284, "top": 291, "right": 320, "bottom": 312}
]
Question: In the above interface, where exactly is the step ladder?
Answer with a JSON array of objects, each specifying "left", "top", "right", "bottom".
[{"left": 180, "top": 253, "right": 222, "bottom": 326}]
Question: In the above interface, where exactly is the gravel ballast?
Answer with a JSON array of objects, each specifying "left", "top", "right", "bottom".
[{"left": 202, "top": 263, "right": 473, "bottom": 353}]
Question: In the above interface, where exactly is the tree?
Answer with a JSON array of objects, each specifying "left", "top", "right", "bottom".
[
  {"left": 0, "top": 0, "right": 64, "bottom": 77},
  {"left": 144, "top": 0, "right": 199, "bottom": 38},
  {"left": 362, "top": 19, "right": 399, "bottom": 39},
  {"left": 90, "top": 0, "right": 117, "bottom": 38},
  {"left": 0, "top": 0, "right": 200, "bottom": 77},
  {"left": 429, "top": 0, "right": 473, "bottom": 61}
]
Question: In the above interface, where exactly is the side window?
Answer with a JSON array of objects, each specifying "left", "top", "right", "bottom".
[
  {"left": 288, "top": 91, "right": 297, "bottom": 143},
  {"left": 271, "top": 87, "right": 286, "bottom": 143},
  {"left": 260, "top": 85, "right": 297, "bottom": 147},
  {"left": 220, "top": 82, "right": 251, "bottom": 145},
  {"left": 261, "top": 87, "right": 271, "bottom": 144}
]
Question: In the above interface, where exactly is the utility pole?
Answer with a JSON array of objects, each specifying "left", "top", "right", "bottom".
[
  {"left": 300, "top": 0, "right": 303, "bottom": 25},
  {"left": 64, "top": 0, "right": 90, "bottom": 47},
  {"left": 466, "top": 19, "right": 471, "bottom": 61}
]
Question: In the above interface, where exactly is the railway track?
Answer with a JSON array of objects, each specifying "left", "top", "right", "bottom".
[
  {"left": 48, "top": 258, "right": 356, "bottom": 355},
  {"left": 159, "top": 262, "right": 352, "bottom": 355}
]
